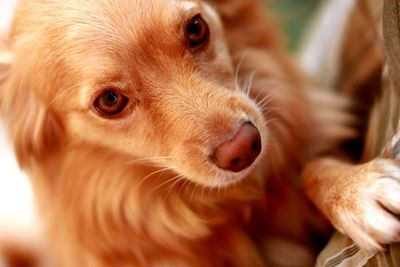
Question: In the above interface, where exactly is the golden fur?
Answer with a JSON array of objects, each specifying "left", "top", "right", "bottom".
[{"left": 0, "top": 0, "right": 353, "bottom": 266}]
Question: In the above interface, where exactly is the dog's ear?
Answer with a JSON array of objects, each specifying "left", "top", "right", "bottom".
[
  {"left": 6, "top": 78, "right": 65, "bottom": 167},
  {"left": 0, "top": 35, "right": 64, "bottom": 167},
  {"left": 12, "top": 96, "right": 64, "bottom": 166}
]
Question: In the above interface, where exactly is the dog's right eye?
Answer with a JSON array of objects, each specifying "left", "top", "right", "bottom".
[
  {"left": 185, "top": 14, "right": 210, "bottom": 49},
  {"left": 93, "top": 90, "right": 128, "bottom": 117}
]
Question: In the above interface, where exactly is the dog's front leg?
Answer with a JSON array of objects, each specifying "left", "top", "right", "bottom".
[{"left": 302, "top": 157, "right": 400, "bottom": 251}]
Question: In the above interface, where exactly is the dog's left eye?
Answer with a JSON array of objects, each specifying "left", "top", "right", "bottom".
[
  {"left": 185, "top": 14, "right": 210, "bottom": 48},
  {"left": 93, "top": 90, "right": 128, "bottom": 117}
]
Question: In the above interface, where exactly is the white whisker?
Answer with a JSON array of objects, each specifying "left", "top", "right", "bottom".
[
  {"left": 265, "top": 118, "right": 280, "bottom": 126},
  {"left": 256, "top": 94, "right": 274, "bottom": 109},
  {"left": 182, "top": 179, "right": 193, "bottom": 200},
  {"left": 178, "top": 179, "right": 190, "bottom": 201},
  {"left": 125, "top": 156, "right": 172, "bottom": 166},
  {"left": 137, "top": 166, "right": 175, "bottom": 188},
  {"left": 244, "top": 70, "right": 258, "bottom": 96},
  {"left": 163, "top": 174, "right": 186, "bottom": 201},
  {"left": 189, "top": 182, "right": 200, "bottom": 206},
  {"left": 235, "top": 51, "right": 249, "bottom": 92},
  {"left": 150, "top": 174, "right": 181, "bottom": 195},
  {"left": 261, "top": 106, "right": 282, "bottom": 116}
]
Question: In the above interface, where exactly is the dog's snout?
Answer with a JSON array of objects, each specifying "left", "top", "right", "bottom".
[{"left": 212, "top": 122, "right": 261, "bottom": 172}]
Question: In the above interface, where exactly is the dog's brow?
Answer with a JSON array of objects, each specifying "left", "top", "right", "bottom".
[{"left": 181, "top": 0, "right": 199, "bottom": 11}]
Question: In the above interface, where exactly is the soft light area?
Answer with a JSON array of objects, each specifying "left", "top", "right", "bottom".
[
  {"left": 0, "top": 122, "right": 35, "bottom": 224},
  {"left": 0, "top": 0, "right": 36, "bottom": 228},
  {"left": 0, "top": 0, "right": 16, "bottom": 31}
]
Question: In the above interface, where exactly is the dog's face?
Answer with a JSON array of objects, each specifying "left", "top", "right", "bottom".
[{"left": 4, "top": 0, "right": 267, "bottom": 188}]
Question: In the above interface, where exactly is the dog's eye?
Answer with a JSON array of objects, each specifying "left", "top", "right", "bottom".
[
  {"left": 94, "top": 90, "right": 128, "bottom": 117},
  {"left": 185, "top": 14, "right": 209, "bottom": 48}
]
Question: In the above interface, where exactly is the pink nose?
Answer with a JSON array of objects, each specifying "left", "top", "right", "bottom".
[{"left": 212, "top": 122, "right": 262, "bottom": 172}]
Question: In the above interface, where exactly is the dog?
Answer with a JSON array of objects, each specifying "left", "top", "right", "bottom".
[{"left": 0, "top": 0, "right": 354, "bottom": 266}]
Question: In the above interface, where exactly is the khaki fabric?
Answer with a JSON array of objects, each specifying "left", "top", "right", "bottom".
[
  {"left": 316, "top": 232, "right": 400, "bottom": 267},
  {"left": 366, "top": 0, "right": 400, "bottom": 159},
  {"left": 316, "top": 232, "right": 375, "bottom": 267},
  {"left": 316, "top": 0, "right": 400, "bottom": 266}
]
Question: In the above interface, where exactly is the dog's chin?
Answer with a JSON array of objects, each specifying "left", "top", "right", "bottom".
[{"left": 206, "top": 171, "right": 252, "bottom": 188}]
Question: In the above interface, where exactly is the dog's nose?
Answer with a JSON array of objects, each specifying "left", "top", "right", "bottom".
[{"left": 212, "top": 122, "right": 262, "bottom": 172}]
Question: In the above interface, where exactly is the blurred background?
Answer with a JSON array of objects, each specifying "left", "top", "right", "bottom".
[
  {"left": 271, "top": 0, "right": 321, "bottom": 51},
  {"left": 0, "top": 0, "right": 16, "bottom": 31}
]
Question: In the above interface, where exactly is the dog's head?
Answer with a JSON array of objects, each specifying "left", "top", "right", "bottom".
[{"left": 2, "top": 0, "right": 267, "bottom": 188}]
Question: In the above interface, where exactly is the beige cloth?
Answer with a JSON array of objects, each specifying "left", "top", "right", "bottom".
[
  {"left": 316, "top": 0, "right": 400, "bottom": 266},
  {"left": 317, "top": 232, "right": 400, "bottom": 267}
]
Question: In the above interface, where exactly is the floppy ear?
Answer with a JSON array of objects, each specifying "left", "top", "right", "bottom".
[
  {"left": 11, "top": 95, "right": 64, "bottom": 166},
  {"left": 0, "top": 34, "right": 64, "bottom": 167}
]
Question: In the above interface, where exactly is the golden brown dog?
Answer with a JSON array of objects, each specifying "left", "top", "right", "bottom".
[{"left": 0, "top": 0, "right": 354, "bottom": 266}]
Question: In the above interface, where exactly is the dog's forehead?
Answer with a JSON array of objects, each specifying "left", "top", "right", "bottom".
[
  {"left": 52, "top": 0, "right": 204, "bottom": 75},
  {"left": 66, "top": 0, "right": 201, "bottom": 54},
  {"left": 91, "top": 0, "right": 200, "bottom": 31},
  {"left": 181, "top": 0, "right": 200, "bottom": 10}
]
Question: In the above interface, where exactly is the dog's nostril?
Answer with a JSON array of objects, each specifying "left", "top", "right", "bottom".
[
  {"left": 252, "top": 140, "right": 260, "bottom": 152},
  {"left": 212, "top": 122, "right": 262, "bottom": 173},
  {"left": 231, "top": 157, "right": 242, "bottom": 167}
]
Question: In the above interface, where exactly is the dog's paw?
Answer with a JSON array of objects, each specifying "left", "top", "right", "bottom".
[{"left": 331, "top": 159, "right": 400, "bottom": 251}]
